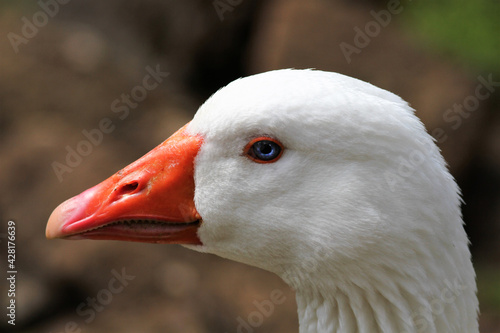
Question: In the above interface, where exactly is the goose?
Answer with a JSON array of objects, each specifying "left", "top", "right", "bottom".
[{"left": 46, "top": 69, "right": 479, "bottom": 332}]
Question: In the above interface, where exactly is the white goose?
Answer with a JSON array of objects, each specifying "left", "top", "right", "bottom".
[{"left": 46, "top": 69, "right": 479, "bottom": 332}]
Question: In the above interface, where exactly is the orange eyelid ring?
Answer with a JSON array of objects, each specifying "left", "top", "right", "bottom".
[{"left": 244, "top": 136, "right": 284, "bottom": 164}]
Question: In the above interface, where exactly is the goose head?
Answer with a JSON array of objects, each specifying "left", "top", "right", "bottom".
[{"left": 46, "top": 69, "right": 478, "bottom": 332}]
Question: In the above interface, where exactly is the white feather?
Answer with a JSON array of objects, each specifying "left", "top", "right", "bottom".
[{"left": 184, "top": 69, "right": 478, "bottom": 332}]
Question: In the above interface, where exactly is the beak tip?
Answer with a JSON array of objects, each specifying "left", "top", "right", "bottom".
[
  {"left": 46, "top": 202, "right": 65, "bottom": 239},
  {"left": 46, "top": 196, "right": 83, "bottom": 240}
]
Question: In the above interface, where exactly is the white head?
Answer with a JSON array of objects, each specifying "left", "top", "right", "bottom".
[
  {"left": 47, "top": 69, "right": 478, "bottom": 332},
  {"left": 188, "top": 69, "right": 478, "bottom": 331}
]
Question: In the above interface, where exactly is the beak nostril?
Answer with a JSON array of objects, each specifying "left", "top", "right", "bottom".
[{"left": 117, "top": 181, "right": 140, "bottom": 195}]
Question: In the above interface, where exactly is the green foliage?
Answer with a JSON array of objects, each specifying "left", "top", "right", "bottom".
[
  {"left": 404, "top": 0, "right": 500, "bottom": 73},
  {"left": 476, "top": 264, "right": 500, "bottom": 310}
]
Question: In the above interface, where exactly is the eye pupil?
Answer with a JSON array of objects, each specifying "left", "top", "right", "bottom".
[
  {"left": 258, "top": 142, "right": 273, "bottom": 155},
  {"left": 245, "top": 137, "right": 284, "bottom": 163},
  {"left": 252, "top": 140, "right": 281, "bottom": 161}
]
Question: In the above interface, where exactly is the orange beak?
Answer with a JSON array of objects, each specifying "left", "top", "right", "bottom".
[{"left": 46, "top": 124, "right": 204, "bottom": 244}]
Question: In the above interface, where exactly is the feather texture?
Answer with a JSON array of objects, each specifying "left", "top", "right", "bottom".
[{"left": 184, "top": 69, "right": 478, "bottom": 332}]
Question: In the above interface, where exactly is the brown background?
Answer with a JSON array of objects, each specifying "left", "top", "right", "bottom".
[{"left": 1, "top": 0, "right": 499, "bottom": 332}]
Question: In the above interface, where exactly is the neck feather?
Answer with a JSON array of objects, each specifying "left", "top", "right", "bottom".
[{"left": 282, "top": 262, "right": 478, "bottom": 333}]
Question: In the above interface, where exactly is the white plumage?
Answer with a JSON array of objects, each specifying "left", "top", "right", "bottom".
[{"left": 186, "top": 69, "right": 478, "bottom": 332}]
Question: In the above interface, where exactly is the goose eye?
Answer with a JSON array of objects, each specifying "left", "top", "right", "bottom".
[{"left": 245, "top": 137, "right": 284, "bottom": 163}]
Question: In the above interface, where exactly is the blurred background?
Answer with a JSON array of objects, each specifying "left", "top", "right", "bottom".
[{"left": 0, "top": 0, "right": 499, "bottom": 332}]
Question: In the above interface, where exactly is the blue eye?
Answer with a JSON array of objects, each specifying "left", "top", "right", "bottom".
[{"left": 245, "top": 137, "right": 284, "bottom": 163}]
